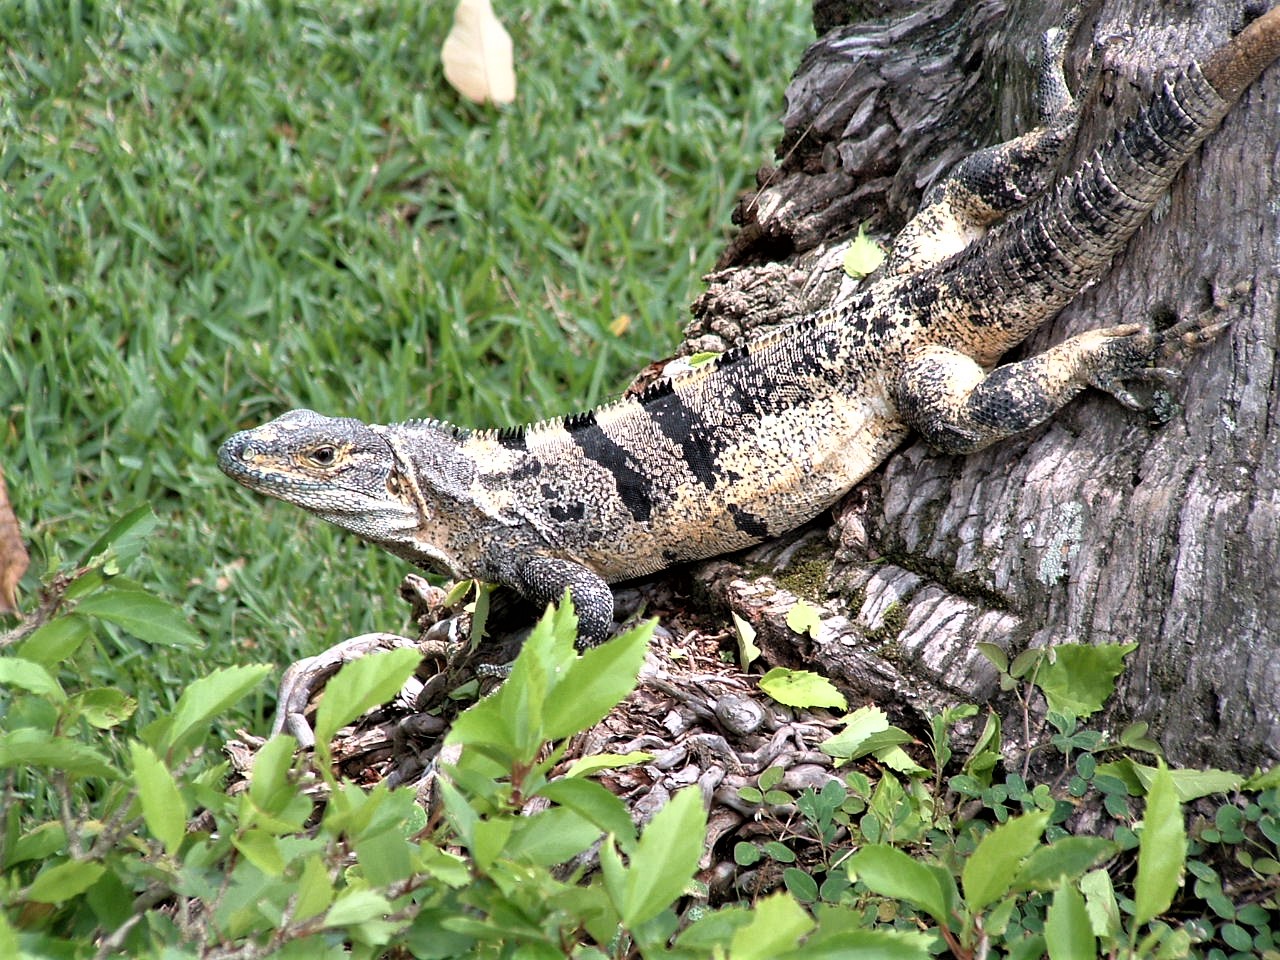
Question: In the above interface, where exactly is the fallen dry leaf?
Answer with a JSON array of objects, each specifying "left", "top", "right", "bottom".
[
  {"left": 441, "top": 0, "right": 516, "bottom": 106},
  {"left": 0, "top": 465, "right": 29, "bottom": 614}
]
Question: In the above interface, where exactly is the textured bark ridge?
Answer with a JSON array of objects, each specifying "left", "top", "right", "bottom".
[
  {"left": 721, "top": 0, "right": 1010, "bottom": 267},
  {"left": 698, "top": 0, "right": 1280, "bottom": 770}
]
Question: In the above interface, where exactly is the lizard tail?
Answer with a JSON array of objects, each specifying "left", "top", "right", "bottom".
[
  {"left": 948, "top": 6, "right": 1280, "bottom": 343},
  {"left": 1202, "top": 5, "right": 1280, "bottom": 104}
]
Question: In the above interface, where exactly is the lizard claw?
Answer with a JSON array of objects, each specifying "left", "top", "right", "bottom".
[
  {"left": 1159, "top": 315, "right": 1233, "bottom": 353},
  {"left": 1094, "top": 366, "right": 1181, "bottom": 410},
  {"left": 1089, "top": 289, "right": 1240, "bottom": 411}
]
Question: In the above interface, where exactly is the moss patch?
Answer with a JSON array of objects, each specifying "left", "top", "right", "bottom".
[{"left": 775, "top": 547, "right": 834, "bottom": 603}]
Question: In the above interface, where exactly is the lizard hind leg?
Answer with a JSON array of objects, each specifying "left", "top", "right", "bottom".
[
  {"left": 885, "top": 4, "right": 1098, "bottom": 277},
  {"left": 892, "top": 307, "right": 1232, "bottom": 456}
]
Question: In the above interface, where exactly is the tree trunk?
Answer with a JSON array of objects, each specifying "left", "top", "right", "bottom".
[{"left": 693, "top": 0, "right": 1280, "bottom": 771}]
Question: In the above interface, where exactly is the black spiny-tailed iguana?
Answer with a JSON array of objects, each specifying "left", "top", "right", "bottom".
[{"left": 219, "top": 7, "right": 1280, "bottom": 647}]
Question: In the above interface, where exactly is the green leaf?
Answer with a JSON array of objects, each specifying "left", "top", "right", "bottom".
[
  {"left": 313, "top": 647, "right": 421, "bottom": 750},
  {"left": 7, "top": 821, "right": 68, "bottom": 867},
  {"left": 728, "top": 891, "right": 813, "bottom": 959},
  {"left": 324, "top": 887, "right": 393, "bottom": 927},
  {"left": 0, "top": 657, "right": 65, "bottom": 701},
  {"left": 0, "top": 911, "right": 16, "bottom": 958},
  {"left": 735, "top": 842, "right": 761, "bottom": 866},
  {"left": 1118, "top": 721, "right": 1162, "bottom": 754},
  {"left": 0, "top": 728, "right": 118, "bottom": 779},
  {"left": 129, "top": 742, "right": 187, "bottom": 857},
  {"left": 443, "top": 578, "right": 476, "bottom": 607},
  {"left": 847, "top": 845, "right": 952, "bottom": 927},
  {"left": 1011, "top": 837, "right": 1116, "bottom": 893},
  {"left": 821, "top": 706, "right": 914, "bottom": 766},
  {"left": 611, "top": 787, "right": 707, "bottom": 927},
  {"left": 759, "top": 667, "right": 847, "bottom": 710},
  {"left": 536, "top": 777, "right": 638, "bottom": 850},
  {"left": 732, "top": 611, "right": 761, "bottom": 668},
  {"left": 245, "top": 734, "right": 310, "bottom": 831},
  {"left": 976, "top": 641, "right": 1009, "bottom": 673},
  {"left": 1244, "top": 764, "right": 1280, "bottom": 790},
  {"left": 676, "top": 905, "right": 753, "bottom": 950},
  {"left": 1079, "top": 869, "right": 1122, "bottom": 941},
  {"left": 469, "top": 816, "right": 513, "bottom": 872},
  {"left": 563, "top": 750, "right": 653, "bottom": 779},
  {"left": 505, "top": 806, "right": 604, "bottom": 866},
  {"left": 984, "top": 897, "right": 1018, "bottom": 938},
  {"left": 599, "top": 834, "right": 627, "bottom": 913},
  {"left": 542, "top": 619, "right": 651, "bottom": 740},
  {"left": 447, "top": 602, "right": 565, "bottom": 763},
  {"left": 1133, "top": 760, "right": 1185, "bottom": 927},
  {"left": 247, "top": 734, "right": 297, "bottom": 811},
  {"left": 466, "top": 580, "right": 493, "bottom": 645},
  {"left": 293, "top": 854, "right": 335, "bottom": 922},
  {"left": 1044, "top": 879, "right": 1095, "bottom": 960},
  {"left": 1129, "top": 762, "right": 1243, "bottom": 801},
  {"left": 70, "top": 688, "right": 136, "bottom": 729},
  {"left": 1009, "top": 648, "right": 1044, "bottom": 680},
  {"left": 842, "top": 223, "right": 885, "bottom": 278},
  {"left": 25, "top": 859, "right": 106, "bottom": 904},
  {"left": 777, "top": 929, "right": 932, "bottom": 959},
  {"left": 154, "top": 663, "right": 272, "bottom": 759},
  {"left": 783, "top": 867, "right": 818, "bottom": 903},
  {"left": 963, "top": 711, "right": 1002, "bottom": 785},
  {"left": 688, "top": 351, "right": 721, "bottom": 366},
  {"left": 354, "top": 817, "right": 415, "bottom": 887},
  {"left": 437, "top": 777, "right": 477, "bottom": 849},
  {"left": 15, "top": 615, "right": 91, "bottom": 665},
  {"left": 875, "top": 740, "right": 928, "bottom": 775},
  {"left": 1032, "top": 642, "right": 1136, "bottom": 718},
  {"left": 785, "top": 600, "right": 823, "bottom": 639},
  {"left": 78, "top": 504, "right": 158, "bottom": 570},
  {"left": 962, "top": 810, "right": 1051, "bottom": 912},
  {"left": 74, "top": 584, "right": 200, "bottom": 647},
  {"left": 1094, "top": 759, "right": 1144, "bottom": 796},
  {"left": 233, "top": 828, "right": 286, "bottom": 876}
]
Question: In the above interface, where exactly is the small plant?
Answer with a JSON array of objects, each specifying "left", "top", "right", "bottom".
[
  {"left": 731, "top": 641, "right": 1279, "bottom": 960},
  {"left": 3, "top": 515, "right": 1276, "bottom": 957},
  {"left": 0, "top": 515, "right": 931, "bottom": 957}
]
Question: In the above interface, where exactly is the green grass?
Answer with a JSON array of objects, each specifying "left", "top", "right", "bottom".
[{"left": 1, "top": 0, "right": 812, "bottom": 729}]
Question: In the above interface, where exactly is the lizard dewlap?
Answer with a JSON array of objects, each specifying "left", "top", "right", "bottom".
[{"left": 220, "top": 7, "right": 1280, "bottom": 648}]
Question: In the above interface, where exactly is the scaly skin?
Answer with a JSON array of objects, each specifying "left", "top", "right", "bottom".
[{"left": 219, "top": 7, "right": 1280, "bottom": 646}]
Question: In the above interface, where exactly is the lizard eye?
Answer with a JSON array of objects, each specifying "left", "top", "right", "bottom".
[{"left": 306, "top": 445, "right": 337, "bottom": 467}]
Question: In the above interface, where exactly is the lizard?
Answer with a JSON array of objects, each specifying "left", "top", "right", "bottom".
[{"left": 219, "top": 5, "right": 1280, "bottom": 649}]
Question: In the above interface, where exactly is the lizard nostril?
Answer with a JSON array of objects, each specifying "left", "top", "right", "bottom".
[{"left": 217, "top": 433, "right": 254, "bottom": 470}]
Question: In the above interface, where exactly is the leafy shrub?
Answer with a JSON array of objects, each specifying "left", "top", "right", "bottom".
[{"left": 2, "top": 515, "right": 1276, "bottom": 958}]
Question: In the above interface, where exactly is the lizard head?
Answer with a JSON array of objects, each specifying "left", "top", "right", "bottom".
[{"left": 218, "top": 408, "right": 433, "bottom": 560}]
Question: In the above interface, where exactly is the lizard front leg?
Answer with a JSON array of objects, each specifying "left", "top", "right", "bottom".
[
  {"left": 892, "top": 312, "right": 1231, "bottom": 455},
  {"left": 506, "top": 555, "right": 616, "bottom": 648}
]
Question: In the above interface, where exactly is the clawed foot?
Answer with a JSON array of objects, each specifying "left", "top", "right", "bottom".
[{"left": 1087, "top": 288, "right": 1242, "bottom": 410}]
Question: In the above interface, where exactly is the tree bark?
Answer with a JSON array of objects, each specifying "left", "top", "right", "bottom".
[{"left": 693, "top": 0, "right": 1280, "bottom": 771}]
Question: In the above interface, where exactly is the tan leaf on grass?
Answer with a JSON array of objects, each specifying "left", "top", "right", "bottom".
[
  {"left": 441, "top": 0, "right": 516, "bottom": 106},
  {"left": 0, "top": 465, "right": 30, "bottom": 613}
]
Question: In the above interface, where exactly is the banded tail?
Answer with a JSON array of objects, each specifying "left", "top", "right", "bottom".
[{"left": 956, "top": 6, "right": 1280, "bottom": 343}]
